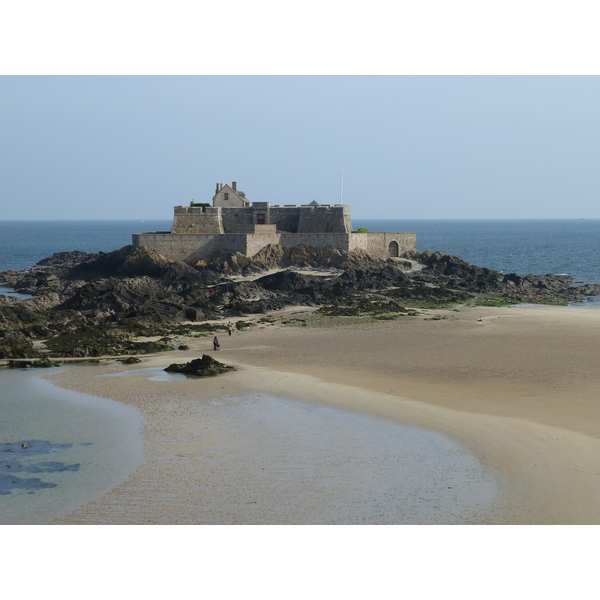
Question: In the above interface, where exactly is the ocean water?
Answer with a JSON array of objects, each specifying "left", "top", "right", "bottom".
[{"left": 0, "top": 220, "right": 171, "bottom": 273}]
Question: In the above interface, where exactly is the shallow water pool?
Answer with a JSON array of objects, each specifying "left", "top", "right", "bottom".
[{"left": 0, "top": 366, "right": 144, "bottom": 524}]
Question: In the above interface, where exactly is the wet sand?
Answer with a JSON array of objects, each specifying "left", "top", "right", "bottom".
[{"left": 45, "top": 304, "right": 600, "bottom": 524}]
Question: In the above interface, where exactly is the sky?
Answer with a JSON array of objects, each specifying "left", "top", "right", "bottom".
[
  {"left": 3, "top": 75, "right": 600, "bottom": 221},
  {"left": 2, "top": 2, "right": 600, "bottom": 222}
]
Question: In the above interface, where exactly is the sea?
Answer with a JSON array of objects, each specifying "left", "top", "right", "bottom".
[{"left": 1, "top": 218, "right": 599, "bottom": 523}]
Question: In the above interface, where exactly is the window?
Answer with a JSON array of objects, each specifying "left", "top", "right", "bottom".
[{"left": 224, "top": 193, "right": 229, "bottom": 201}]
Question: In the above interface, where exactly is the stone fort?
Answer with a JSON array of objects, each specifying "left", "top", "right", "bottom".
[{"left": 132, "top": 182, "right": 416, "bottom": 264}]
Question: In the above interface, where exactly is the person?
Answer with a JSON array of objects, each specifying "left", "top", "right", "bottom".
[
  {"left": 213, "top": 336, "right": 220, "bottom": 351},
  {"left": 227, "top": 321, "right": 233, "bottom": 336}
]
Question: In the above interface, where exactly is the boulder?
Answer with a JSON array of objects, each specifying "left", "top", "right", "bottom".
[
  {"left": 120, "top": 356, "right": 142, "bottom": 364},
  {"left": 164, "top": 354, "right": 236, "bottom": 377}
]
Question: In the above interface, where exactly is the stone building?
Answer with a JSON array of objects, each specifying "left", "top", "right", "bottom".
[{"left": 133, "top": 182, "right": 416, "bottom": 263}]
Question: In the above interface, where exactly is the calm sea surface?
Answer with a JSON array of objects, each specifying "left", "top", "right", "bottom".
[
  {"left": 1, "top": 218, "right": 599, "bottom": 522},
  {"left": 0, "top": 220, "right": 170, "bottom": 273}
]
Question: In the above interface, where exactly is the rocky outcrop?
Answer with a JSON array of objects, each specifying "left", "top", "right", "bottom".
[
  {"left": 2, "top": 244, "right": 600, "bottom": 359},
  {"left": 405, "top": 251, "right": 600, "bottom": 304},
  {"left": 194, "top": 244, "right": 390, "bottom": 277},
  {"left": 37, "top": 251, "right": 100, "bottom": 268},
  {"left": 164, "top": 354, "right": 236, "bottom": 377},
  {"left": 246, "top": 244, "right": 286, "bottom": 272},
  {"left": 0, "top": 337, "right": 40, "bottom": 359},
  {"left": 0, "top": 246, "right": 219, "bottom": 358}
]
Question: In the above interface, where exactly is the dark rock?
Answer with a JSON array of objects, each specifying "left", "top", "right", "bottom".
[
  {"left": 184, "top": 308, "right": 202, "bottom": 322},
  {"left": 200, "top": 270, "right": 221, "bottom": 285},
  {"left": 37, "top": 251, "right": 99, "bottom": 268},
  {"left": 0, "top": 337, "right": 40, "bottom": 359},
  {"left": 18, "top": 293, "right": 62, "bottom": 311},
  {"left": 164, "top": 354, "right": 236, "bottom": 377},
  {"left": 31, "top": 357, "right": 56, "bottom": 368},
  {"left": 247, "top": 244, "right": 285, "bottom": 271},
  {"left": 3, "top": 242, "right": 600, "bottom": 360},
  {"left": 254, "top": 270, "right": 325, "bottom": 293},
  {"left": 120, "top": 356, "right": 142, "bottom": 364}
]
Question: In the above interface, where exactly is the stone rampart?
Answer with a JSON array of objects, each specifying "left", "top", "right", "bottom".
[
  {"left": 269, "top": 206, "right": 301, "bottom": 232},
  {"left": 348, "top": 232, "right": 416, "bottom": 258},
  {"left": 133, "top": 233, "right": 246, "bottom": 263},
  {"left": 277, "top": 233, "right": 351, "bottom": 253},
  {"left": 133, "top": 230, "right": 417, "bottom": 263},
  {"left": 221, "top": 207, "right": 254, "bottom": 232},
  {"left": 219, "top": 204, "right": 351, "bottom": 234},
  {"left": 297, "top": 205, "right": 351, "bottom": 234},
  {"left": 245, "top": 233, "right": 353, "bottom": 257},
  {"left": 171, "top": 206, "right": 223, "bottom": 234}
]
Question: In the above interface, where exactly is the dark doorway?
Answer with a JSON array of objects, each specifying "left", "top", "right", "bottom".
[
  {"left": 388, "top": 241, "right": 399, "bottom": 257},
  {"left": 256, "top": 214, "right": 266, "bottom": 225}
]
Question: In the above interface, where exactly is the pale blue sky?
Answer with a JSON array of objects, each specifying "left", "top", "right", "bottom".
[{"left": 2, "top": 76, "right": 600, "bottom": 220}]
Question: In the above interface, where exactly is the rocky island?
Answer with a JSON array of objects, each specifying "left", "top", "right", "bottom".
[
  {"left": 1, "top": 242, "right": 599, "bottom": 362},
  {"left": 164, "top": 354, "right": 236, "bottom": 377}
]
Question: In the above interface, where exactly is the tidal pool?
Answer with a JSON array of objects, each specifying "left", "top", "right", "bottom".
[{"left": 0, "top": 366, "right": 144, "bottom": 524}]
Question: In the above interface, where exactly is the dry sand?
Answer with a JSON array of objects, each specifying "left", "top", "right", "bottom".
[{"left": 45, "top": 304, "right": 600, "bottom": 524}]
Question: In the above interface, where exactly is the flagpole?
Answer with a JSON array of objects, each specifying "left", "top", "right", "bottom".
[{"left": 340, "top": 164, "right": 344, "bottom": 204}]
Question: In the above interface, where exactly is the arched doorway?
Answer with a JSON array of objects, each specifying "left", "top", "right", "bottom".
[{"left": 388, "top": 241, "right": 399, "bottom": 257}]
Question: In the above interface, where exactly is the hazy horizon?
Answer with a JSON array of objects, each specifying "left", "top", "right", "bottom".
[{"left": 3, "top": 76, "right": 600, "bottom": 221}]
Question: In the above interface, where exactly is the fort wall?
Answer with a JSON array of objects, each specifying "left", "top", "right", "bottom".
[
  {"left": 269, "top": 206, "right": 301, "bottom": 232},
  {"left": 133, "top": 233, "right": 246, "bottom": 262},
  {"left": 171, "top": 206, "right": 223, "bottom": 234},
  {"left": 134, "top": 182, "right": 415, "bottom": 263},
  {"left": 134, "top": 230, "right": 417, "bottom": 263},
  {"left": 246, "top": 233, "right": 353, "bottom": 256},
  {"left": 348, "top": 232, "right": 416, "bottom": 257},
  {"left": 278, "top": 233, "right": 351, "bottom": 252},
  {"left": 297, "top": 205, "right": 351, "bottom": 233},
  {"left": 220, "top": 207, "right": 254, "bottom": 232},
  {"left": 217, "top": 204, "right": 351, "bottom": 234}
]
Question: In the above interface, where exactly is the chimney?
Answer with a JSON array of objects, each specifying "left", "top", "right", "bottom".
[
  {"left": 232, "top": 181, "right": 237, "bottom": 191},
  {"left": 215, "top": 183, "right": 219, "bottom": 195}
]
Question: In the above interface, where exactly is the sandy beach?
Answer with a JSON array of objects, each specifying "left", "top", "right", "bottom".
[{"left": 44, "top": 303, "right": 600, "bottom": 524}]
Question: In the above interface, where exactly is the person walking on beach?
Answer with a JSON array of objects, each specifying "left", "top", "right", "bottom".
[
  {"left": 213, "top": 336, "right": 220, "bottom": 351},
  {"left": 227, "top": 321, "right": 233, "bottom": 336}
]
